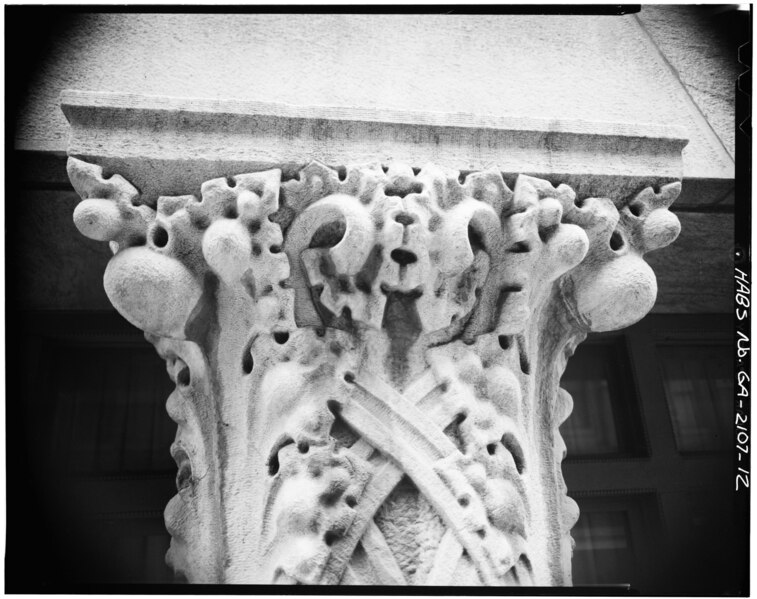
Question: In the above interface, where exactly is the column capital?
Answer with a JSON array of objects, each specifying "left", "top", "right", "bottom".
[{"left": 65, "top": 92, "right": 683, "bottom": 585}]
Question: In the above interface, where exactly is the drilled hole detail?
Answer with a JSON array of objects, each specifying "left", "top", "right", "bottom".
[
  {"left": 152, "top": 225, "right": 169, "bottom": 248},
  {"left": 309, "top": 220, "right": 346, "bottom": 248},
  {"left": 177, "top": 366, "right": 191, "bottom": 387},
  {"left": 629, "top": 202, "right": 644, "bottom": 217},
  {"left": 610, "top": 230, "right": 625, "bottom": 252},
  {"left": 242, "top": 350, "right": 254, "bottom": 374},
  {"left": 394, "top": 212, "right": 416, "bottom": 226},
  {"left": 273, "top": 331, "right": 289, "bottom": 345},
  {"left": 390, "top": 248, "right": 418, "bottom": 266}
]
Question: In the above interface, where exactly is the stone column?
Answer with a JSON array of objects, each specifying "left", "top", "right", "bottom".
[{"left": 65, "top": 92, "right": 684, "bottom": 585}]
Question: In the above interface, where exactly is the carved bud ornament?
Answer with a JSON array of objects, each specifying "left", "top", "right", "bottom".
[{"left": 69, "top": 157, "right": 680, "bottom": 585}]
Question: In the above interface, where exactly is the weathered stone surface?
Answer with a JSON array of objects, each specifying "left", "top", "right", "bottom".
[
  {"left": 9, "top": 187, "right": 112, "bottom": 311},
  {"left": 20, "top": 14, "right": 732, "bottom": 193},
  {"left": 648, "top": 211, "right": 735, "bottom": 313},
  {"left": 68, "top": 156, "right": 680, "bottom": 585},
  {"left": 60, "top": 90, "right": 689, "bottom": 208},
  {"left": 637, "top": 5, "right": 741, "bottom": 160}
]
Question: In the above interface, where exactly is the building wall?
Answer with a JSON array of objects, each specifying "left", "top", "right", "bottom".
[
  {"left": 9, "top": 7, "right": 739, "bottom": 314},
  {"left": 14, "top": 11, "right": 735, "bottom": 183},
  {"left": 638, "top": 5, "right": 742, "bottom": 159}
]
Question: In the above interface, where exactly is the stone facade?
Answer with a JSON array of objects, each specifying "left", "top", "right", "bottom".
[{"left": 68, "top": 142, "right": 681, "bottom": 583}]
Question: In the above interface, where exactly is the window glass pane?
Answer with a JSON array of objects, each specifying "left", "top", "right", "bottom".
[
  {"left": 658, "top": 345, "right": 732, "bottom": 452},
  {"left": 559, "top": 341, "right": 640, "bottom": 457},
  {"left": 561, "top": 374, "right": 619, "bottom": 455},
  {"left": 94, "top": 522, "right": 174, "bottom": 583},
  {"left": 144, "top": 533, "right": 173, "bottom": 582},
  {"left": 572, "top": 510, "right": 634, "bottom": 585},
  {"left": 52, "top": 346, "right": 175, "bottom": 474}
]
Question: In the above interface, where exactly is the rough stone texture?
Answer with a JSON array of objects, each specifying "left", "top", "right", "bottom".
[
  {"left": 9, "top": 186, "right": 729, "bottom": 315},
  {"left": 9, "top": 188, "right": 112, "bottom": 310},
  {"left": 647, "top": 211, "right": 735, "bottom": 313},
  {"left": 18, "top": 14, "right": 731, "bottom": 192},
  {"left": 637, "top": 6, "right": 741, "bottom": 159},
  {"left": 68, "top": 156, "right": 680, "bottom": 585},
  {"left": 60, "top": 90, "right": 689, "bottom": 207}
]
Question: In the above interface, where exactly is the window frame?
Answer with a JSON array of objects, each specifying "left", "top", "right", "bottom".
[
  {"left": 560, "top": 332, "right": 650, "bottom": 462},
  {"left": 14, "top": 310, "right": 179, "bottom": 584},
  {"left": 655, "top": 339, "right": 734, "bottom": 455},
  {"left": 568, "top": 491, "right": 665, "bottom": 590}
]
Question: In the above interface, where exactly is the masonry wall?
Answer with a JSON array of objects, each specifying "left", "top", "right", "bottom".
[{"left": 9, "top": 7, "right": 740, "bottom": 315}]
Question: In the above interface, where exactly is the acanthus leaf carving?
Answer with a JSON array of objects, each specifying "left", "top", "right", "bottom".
[{"left": 68, "top": 156, "right": 680, "bottom": 585}]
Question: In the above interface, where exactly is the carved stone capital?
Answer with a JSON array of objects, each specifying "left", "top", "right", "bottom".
[{"left": 68, "top": 153, "right": 680, "bottom": 585}]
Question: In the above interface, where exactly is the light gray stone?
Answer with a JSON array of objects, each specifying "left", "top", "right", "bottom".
[
  {"left": 67, "top": 150, "right": 681, "bottom": 585},
  {"left": 20, "top": 13, "right": 732, "bottom": 205},
  {"left": 60, "top": 90, "right": 689, "bottom": 206},
  {"left": 638, "top": 5, "right": 740, "bottom": 160}
]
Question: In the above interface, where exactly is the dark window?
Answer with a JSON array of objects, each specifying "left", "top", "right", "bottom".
[
  {"left": 658, "top": 344, "right": 733, "bottom": 452},
  {"left": 51, "top": 346, "right": 175, "bottom": 474},
  {"left": 572, "top": 510, "right": 634, "bottom": 585},
  {"left": 570, "top": 493, "right": 662, "bottom": 589},
  {"left": 560, "top": 339, "right": 646, "bottom": 458},
  {"left": 15, "top": 313, "right": 179, "bottom": 584}
]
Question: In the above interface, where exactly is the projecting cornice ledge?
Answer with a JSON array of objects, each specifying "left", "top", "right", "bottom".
[{"left": 61, "top": 90, "right": 689, "bottom": 207}]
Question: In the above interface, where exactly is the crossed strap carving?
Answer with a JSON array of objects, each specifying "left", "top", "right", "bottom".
[{"left": 322, "top": 368, "right": 529, "bottom": 585}]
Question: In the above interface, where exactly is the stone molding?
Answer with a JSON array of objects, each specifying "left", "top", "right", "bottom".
[
  {"left": 68, "top": 154, "right": 681, "bottom": 585},
  {"left": 61, "top": 90, "right": 691, "bottom": 205}
]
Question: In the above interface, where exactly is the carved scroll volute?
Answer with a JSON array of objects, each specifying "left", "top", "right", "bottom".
[
  {"left": 68, "top": 156, "right": 680, "bottom": 586},
  {"left": 69, "top": 159, "right": 201, "bottom": 339},
  {"left": 559, "top": 182, "right": 681, "bottom": 333},
  {"left": 545, "top": 180, "right": 681, "bottom": 584}
]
